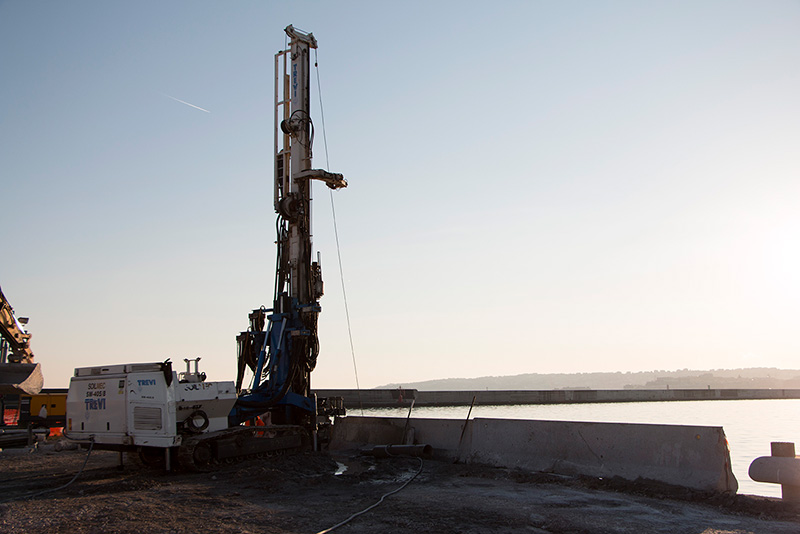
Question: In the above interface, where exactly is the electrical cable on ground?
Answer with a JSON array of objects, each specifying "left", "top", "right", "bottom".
[
  {"left": 315, "top": 456, "right": 424, "bottom": 534},
  {"left": 314, "top": 50, "right": 364, "bottom": 415},
  {"left": 0, "top": 437, "right": 95, "bottom": 503}
]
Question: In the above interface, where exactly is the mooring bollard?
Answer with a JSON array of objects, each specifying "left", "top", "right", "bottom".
[
  {"left": 771, "top": 442, "right": 800, "bottom": 502},
  {"left": 749, "top": 441, "right": 800, "bottom": 502}
]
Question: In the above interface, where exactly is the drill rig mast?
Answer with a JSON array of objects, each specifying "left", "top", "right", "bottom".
[{"left": 232, "top": 25, "right": 346, "bottom": 428}]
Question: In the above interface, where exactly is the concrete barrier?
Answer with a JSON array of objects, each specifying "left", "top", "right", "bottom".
[{"left": 331, "top": 416, "right": 738, "bottom": 493}]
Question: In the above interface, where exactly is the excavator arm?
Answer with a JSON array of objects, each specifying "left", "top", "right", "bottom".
[{"left": 0, "top": 286, "right": 43, "bottom": 394}]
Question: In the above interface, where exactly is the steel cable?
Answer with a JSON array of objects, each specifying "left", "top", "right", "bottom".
[{"left": 314, "top": 50, "right": 364, "bottom": 415}]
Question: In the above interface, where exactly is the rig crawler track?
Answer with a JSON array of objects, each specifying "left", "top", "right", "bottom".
[{"left": 177, "top": 425, "right": 307, "bottom": 471}]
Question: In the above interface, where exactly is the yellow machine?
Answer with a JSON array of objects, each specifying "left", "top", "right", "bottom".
[{"left": 20, "top": 389, "right": 68, "bottom": 429}]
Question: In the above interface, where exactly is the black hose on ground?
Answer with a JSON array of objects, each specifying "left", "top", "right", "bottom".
[
  {"left": 0, "top": 436, "right": 94, "bottom": 503},
  {"left": 315, "top": 455, "right": 424, "bottom": 534}
]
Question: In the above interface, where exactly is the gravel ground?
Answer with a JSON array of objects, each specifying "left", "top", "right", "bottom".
[{"left": 1, "top": 441, "right": 799, "bottom": 533}]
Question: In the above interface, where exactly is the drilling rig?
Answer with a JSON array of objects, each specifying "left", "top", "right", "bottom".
[
  {"left": 231, "top": 24, "right": 347, "bottom": 429},
  {"left": 65, "top": 25, "right": 346, "bottom": 469}
]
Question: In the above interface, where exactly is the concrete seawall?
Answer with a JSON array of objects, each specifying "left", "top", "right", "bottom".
[
  {"left": 315, "top": 388, "right": 800, "bottom": 408},
  {"left": 331, "top": 415, "right": 738, "bottom": 493}
]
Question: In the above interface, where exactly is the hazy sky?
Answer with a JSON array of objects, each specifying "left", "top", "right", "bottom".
[{"left": 2, "top": 1, "right": 798, "bottom": 389}]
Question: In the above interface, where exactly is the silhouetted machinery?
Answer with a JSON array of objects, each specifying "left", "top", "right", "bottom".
[{"left": 65, "top": 25, "right": 346, "bottom": 469}]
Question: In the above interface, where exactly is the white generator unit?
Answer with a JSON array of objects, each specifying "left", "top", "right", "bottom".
[{"left": 66, "top": 360, "right": 236, "bottom": 450}]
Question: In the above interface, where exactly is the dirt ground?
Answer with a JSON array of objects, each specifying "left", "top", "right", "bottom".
[{"left": 1, "top": 441, "right": 799, "bottom": 534}]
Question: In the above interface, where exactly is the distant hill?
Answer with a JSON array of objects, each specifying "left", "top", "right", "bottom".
[{"left": 379, "top": 368, "right": 800, "bottom": 391}]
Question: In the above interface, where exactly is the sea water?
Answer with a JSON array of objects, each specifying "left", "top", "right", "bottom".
[{"left": 361, "top": 398, "right": 800, "bottom": 497}]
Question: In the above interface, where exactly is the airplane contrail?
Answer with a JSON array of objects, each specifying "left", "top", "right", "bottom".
[{"left": 161, "top": 93, "right": 211, "bottom": 113}]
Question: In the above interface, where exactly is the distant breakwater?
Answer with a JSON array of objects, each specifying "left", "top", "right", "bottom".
[{"left": 313, "top": 388, "right": 800, "bottom": 409}]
